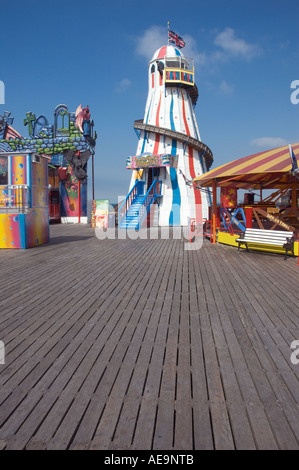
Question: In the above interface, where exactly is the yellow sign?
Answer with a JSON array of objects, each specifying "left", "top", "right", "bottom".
[{"left": 257, "top": 208, "right": 294, "bottom": 231}]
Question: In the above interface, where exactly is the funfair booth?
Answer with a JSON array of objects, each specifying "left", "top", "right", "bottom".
[
  {"left": 0, "top": 152, "right": 49, "bottom": 248},
  {"left": 193, "top": 143, "right": 299, "bottom": 256}
]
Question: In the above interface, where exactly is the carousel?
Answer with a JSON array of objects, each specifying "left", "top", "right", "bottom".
[{"left": 193, "top": 143, "right": 299, "bottom": 257}]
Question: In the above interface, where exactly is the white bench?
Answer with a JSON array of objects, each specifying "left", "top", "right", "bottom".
[{"left": 235, "top": 228, "right": 295, "bottom": 259}]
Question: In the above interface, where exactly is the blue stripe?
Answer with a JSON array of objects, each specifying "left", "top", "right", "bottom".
[
  {"left": 188, "top": 112, "right": 212, "bottom": 206},
  {"left": 141, "top": 133, "right": 147, "bottom": 154},
  {"left": 169, "top": 139, "right": 181, "bottom": 225},
  {"left": 190, "top": 105, "right": 199, "bottom": 141},
  {"left": 140, "top": 97, "right": 153, "bottom": 153},
  {"left": 19, "top": 214, "right": 27, "bottom": 249},
  {"left": 170, "top": 91, "right": 175, "bottom": 131},
  {"left": 145, "top": 96, "right": 152, "bottom": 125}
]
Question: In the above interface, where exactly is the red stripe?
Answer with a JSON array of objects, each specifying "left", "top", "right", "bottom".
[
  {"left": 270, "top": 143, "right": 299, "bottom": 171},
  {"left": 153, "top": 92, "right": 162, "bottom": 154},
  {"left": 208, "top": 152, "right": 267, "bottom": 178},
  {"left": 156, "top": 92, "right": 162, "bottom": 126},
  {"left": 238, "top": 148, "right": 292, "bottom": 174},
  {"left": 181, "top": 90, "right": 190, "bottom": 136},
  {"left": 181, "top": 91, "right": 201, "bottom": 218},
  {"left": 188, "top": 146, "right": 196, "bottom": 179},
  {"left": 208, "top": 143, "right": 299, "bottom": 179},
  {"left": 157, "top": 46, "right": 167, "bottom": 59},
  {"left": 188, "top": 147, "right": 202, "bottom": 221},
  {"left": 153, "top": 134, "right": 160, "bottom": 154},
  {"left": 270, "top": 159, "right": 293, "bottom": 172}
]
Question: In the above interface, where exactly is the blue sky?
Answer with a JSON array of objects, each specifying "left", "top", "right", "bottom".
[{"left": 1, "top": 0, "right": 299, "bottom": 202}]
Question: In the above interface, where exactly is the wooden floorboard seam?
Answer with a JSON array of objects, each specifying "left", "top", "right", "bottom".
[{"left": 0, "top": 225, "right": 299, "bottom": 449}]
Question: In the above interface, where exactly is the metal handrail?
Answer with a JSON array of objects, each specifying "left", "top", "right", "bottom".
[
  {"left": 118, "top": 180, "right": 138, "bottom": 213},
  {"left": 118, "top": 180, "right": 143, "bottom": 225},
  {"left": 164, "top": 67, "right": 194, "bottom": 85},
  {"left": 137, "top": 180, "right": 162, "bottom": 229}
]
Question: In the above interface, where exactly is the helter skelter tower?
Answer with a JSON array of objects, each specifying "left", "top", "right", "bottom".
[{"left": 120, "top": 39, "right": 213, "bottom": 229}]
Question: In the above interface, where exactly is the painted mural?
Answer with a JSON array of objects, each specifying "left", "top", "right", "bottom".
[
  {"left": 91, "top": 199, "right": 110, "bottom": 228},
  {"left": 0, "top": 104, "right": 96, "bottom": 248},
  {"left": 0, "top": 104, "right": 97, "bottom": 224},
  {"left": 220, "top": 187, "right": 238, "bottom": 208},
  {"left": 0, "top": 156, "right": 8, "bottom": 185}
]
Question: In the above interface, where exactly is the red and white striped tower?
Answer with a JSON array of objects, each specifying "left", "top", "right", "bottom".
[{"left": 126, "top": 41, "right": 213, "bottom": 226}]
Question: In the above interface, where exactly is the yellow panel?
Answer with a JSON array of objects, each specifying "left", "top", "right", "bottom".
[{"left": 217, "top": 231, "right": 298, "bottom": 256}]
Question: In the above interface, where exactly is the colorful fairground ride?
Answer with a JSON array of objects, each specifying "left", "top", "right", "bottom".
[
  {"left": 0, "top": 105, "right": 96, "bottom": 248},
  {"left": 193, "top": 143, "right": 299, "bottom": 258},
  {"left": 119, "top": 31, "right": 213, "bottom": 231}
]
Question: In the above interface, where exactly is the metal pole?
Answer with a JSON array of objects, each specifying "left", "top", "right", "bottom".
[
  {"left": 92, "top": 152, "right": 95, "bottom": 201},
  {"left": 78, "top": 180, "right": 81, "bottom": 224},
  {"left": 212, "top": 180, "right": 217, "bottom": 244},
  {"left": 292, "top": 183, "right": 297, "bottom": 209}
]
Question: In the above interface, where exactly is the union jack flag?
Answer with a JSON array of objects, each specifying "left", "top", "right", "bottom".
[{"left": 168, "top": 29, "right": 185, "bottom": 49}]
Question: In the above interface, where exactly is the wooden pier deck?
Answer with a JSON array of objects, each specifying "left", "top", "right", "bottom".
[{"left": 0, "top": 224, "right": 299, "bottom": 450}]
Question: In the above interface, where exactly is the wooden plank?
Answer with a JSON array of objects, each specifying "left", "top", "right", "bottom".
[
  {"left": 1, "top": 225, "right": 299, "bottom": 450},
  {"left": 206, "top": 242, "right": 299, "bottom": 449}
]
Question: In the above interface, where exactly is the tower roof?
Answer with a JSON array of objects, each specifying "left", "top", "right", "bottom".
[{"left": 150, "top": 45, "right": 183, "bottom": 62}]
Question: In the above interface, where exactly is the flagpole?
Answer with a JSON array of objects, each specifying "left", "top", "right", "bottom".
[{"left": 167, "top": 21, "right": 170, "bottom": 45}]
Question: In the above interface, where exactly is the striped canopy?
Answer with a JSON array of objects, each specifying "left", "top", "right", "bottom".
[{"left": 193, "top": 143, "right": 299, "bottom": 189}]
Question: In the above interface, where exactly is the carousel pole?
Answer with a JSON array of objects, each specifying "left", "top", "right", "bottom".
[
  {"left": 212, "top": 180, "right": 217, "bottom": 244},
  {"left": 92, "top": 152, "right": 95, "bottom": 201},
  {"left": 76, "top": 151, "right": 81, "bottom": 224},
  {"left": 295, "top": 183, "right": 299, "bottom": 266},
  {"left": 78, "top": 179, "right": 81, "bottom": 224},
  {"left": 292, "top": 183, "right": 297, "bottom": 209}
]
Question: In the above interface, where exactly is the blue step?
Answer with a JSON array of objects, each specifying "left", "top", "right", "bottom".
[
  {"left": 119, "top": 185, "right": 160, "bottom": 229},
  {"left": 119, "top": 196, "right": 146, "bottom": 229}
]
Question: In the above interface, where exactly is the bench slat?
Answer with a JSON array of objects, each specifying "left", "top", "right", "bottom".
[
  {"left": 236, "top": 236, "right": 291, "bottom": 241},
  {"left": 237, "top": 235, "right": 291, "bottom": 240},
  {"left": 236, "top": 234, "right": 292, "bottom": 240},
  {"left": 244, "top": 229, "right": 293, "bottom": 236}
]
